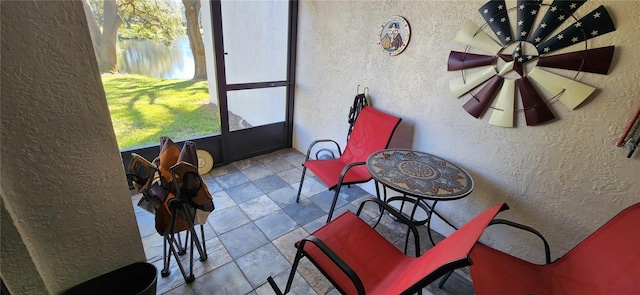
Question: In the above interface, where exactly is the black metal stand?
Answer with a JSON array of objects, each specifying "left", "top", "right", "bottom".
[{"left": 161, "top": 198, "right": 207, "bottom": 283}]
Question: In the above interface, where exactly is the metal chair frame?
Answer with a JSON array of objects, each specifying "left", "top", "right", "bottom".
[
  {"left": 269, "top": 199, "right": 508, "bottom": 295},
  {"left": 469, "top": 202, "right": 640, "bottom": 295},
  {"left": 295, "top": 106, "right": 401, "bottom": 224},
  {"left": 127, "top": 152, "right": 210, "bottom": 284},
  {"left": 154, "top": 163, "right": 209, "bottom": 283}
]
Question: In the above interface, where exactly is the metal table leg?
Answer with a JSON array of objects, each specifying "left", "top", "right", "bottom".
[{"left": 423, "top": 200, "right": 459, "bottom": 246}]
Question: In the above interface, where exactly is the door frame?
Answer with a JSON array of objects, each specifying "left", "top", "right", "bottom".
[
  {"left": 210, "top": 0, "right": 298, "bottom": 163},
  {"left": 121, "top": 0, "right": 297, "bottom": 169}
]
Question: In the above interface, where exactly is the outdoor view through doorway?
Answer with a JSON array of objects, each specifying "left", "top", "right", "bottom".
[
  {"left": 84, "top": 0, "right": 296, "bottom": 168},
  {"left": 83, "top": 0, "right": 224, "bottom": 151}
]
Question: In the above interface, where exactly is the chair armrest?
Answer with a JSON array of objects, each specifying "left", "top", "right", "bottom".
[
  {"left": 305, "top": 139, "right": 343, "bottom": 161},
  {"left": 127, "top": 153, "right": 158, "bottom": 190},
  {"left": 488, "top": 219, "right": 552, "bottom": 264},
  {"left": 336, "top": 161, "right": 367, "bottom": 185},
  {"left": 299, "top": 236, "right": 366, "bottom": 295},
  {"left": 356, "top": 197, "right": 421, "bottom": 257}
]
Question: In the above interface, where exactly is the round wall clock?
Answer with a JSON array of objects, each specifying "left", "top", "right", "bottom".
[
  {"left": 379, "top": 16, "right": 410, "bottom": 56},
  {"left": 448, "top": 0, "right": 616, "bottom": 127}
]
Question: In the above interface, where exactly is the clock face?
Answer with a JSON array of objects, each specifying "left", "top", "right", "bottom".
[{"left": 448, "top": 0, "right": 616, "bottom": 127}]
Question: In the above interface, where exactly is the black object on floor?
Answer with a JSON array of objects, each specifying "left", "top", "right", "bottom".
[{"left": 64, "top": 262, "right": 157, "bottom": 295}]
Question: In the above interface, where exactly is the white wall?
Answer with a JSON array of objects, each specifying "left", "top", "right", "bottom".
[
  {"left": 294, "top": 0, "right": 640, "bottom": 262},
  {"left": 0, "top": 1, "right": 146, "bottom": 294}
]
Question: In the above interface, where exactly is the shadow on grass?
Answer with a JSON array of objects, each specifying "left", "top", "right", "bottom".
[{"left": 103, "top": 74, "right": 228, "bottom": 149}]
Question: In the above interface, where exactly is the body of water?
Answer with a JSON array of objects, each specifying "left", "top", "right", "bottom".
[{"left": 118, "top": 36, "right": 195, "bottom": 79}]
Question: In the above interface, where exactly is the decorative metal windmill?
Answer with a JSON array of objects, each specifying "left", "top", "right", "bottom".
[{"left": 448, "top": 0, "right": 616, "bottom": 127}]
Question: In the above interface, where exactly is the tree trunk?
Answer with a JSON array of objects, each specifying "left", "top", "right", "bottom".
[
  {"left": 99, "top": 0, "right": 122, "bottom": 73},
  {"left": 183, "top": 0, "right": 207, "bottom": 80},
  {"left": 82, "top": 0, "right": 101, "bottom": 59}
]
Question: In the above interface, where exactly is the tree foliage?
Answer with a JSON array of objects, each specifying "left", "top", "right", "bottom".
[
  {"left": 84, "top": 0, "right": 189, "bottom": 73},
  {"left": 122, "top": 0, "right": 185, "bottom": 45},
  {"left": 87, "top": 0, "right": 184, "bottom": 45}
]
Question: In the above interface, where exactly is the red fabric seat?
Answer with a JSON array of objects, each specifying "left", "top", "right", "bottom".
[
  {"left": 303, "top": 159, "right": 371, "bottom": 188},
  {"left": 470, "top": 202, "right": 640, "bottom": 295},
  {"left": 296, "top": 106, "right": 401, "bottom": 223},
  {"left": 268, "top": 200, "right": 508, "bottom": 295}
]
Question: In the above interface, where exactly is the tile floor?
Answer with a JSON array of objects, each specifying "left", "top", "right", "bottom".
[{"left": 131, "top": 148, "right": 474, "bottom": 295}]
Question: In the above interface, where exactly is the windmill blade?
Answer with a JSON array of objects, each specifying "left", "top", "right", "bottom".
[
  {"left": 479, "top": 0, "right": 513, "bottom": 45},
  {"left": 516, "top": 0, "right": 542, "bottom": 41},
  {"left": 527, "top": 67, "right": 596, "bottom": 110},
  {"left": 537, "top": 6, "right": 616, "bottom": 55},
  {"left": 455, "top": 21, "right": 503, "bottom": 55},
  {"left": 528, "top": 0, "right": 586, "bottom": 45},
  {"left": 537, "top": 46, "right": 615, "bottom": 74},
  {"left": 463, "top": 75, "right": 504, "bottom": 118},
  {"left": 449, "top": 66, "right": 498, "bottom": 98},
  {"left": 448, "top": 51, "right": 496, "bottom": 71},
  {"left": 518, "top": 77, "right": 556, "bottom": 126},
  {"left": 489, "top": 79, "right": 517, "bottom": 127}
]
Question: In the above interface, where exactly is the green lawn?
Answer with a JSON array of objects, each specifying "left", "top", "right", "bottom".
[{"left": 102, "top": 74, "right": 220, "bottom": 150}]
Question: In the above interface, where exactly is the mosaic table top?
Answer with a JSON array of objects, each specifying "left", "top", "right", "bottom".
[{"left": 366, "top": 149, "right": 474, "bottom": 200}]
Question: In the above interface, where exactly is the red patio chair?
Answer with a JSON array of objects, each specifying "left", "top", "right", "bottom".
[
  {"left": 296, "top": 106, "right": 401, "bottom": 223},
  {"left": 470, "top": 202, "right": 640, "bottom": 295},
  {"left": 268, "top": 199, "right": 509, "bottom": 295}
]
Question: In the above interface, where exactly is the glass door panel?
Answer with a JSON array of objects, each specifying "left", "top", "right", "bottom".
[
  {"left": 227, "top": 87, "right": 286, "bottom": 131},
  {"left": 115, "top": 0, "right": 297, "bottom": 168},
  {"left": 221, "top": 0, "right": 289, "bottom": 84},
  {"left": 213, "top": 0, "right": 295, "bottom": 162}
]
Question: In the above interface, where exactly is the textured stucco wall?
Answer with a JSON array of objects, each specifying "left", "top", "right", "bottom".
[
  {"left": 1, "top": 1, "right": 145, "bottom": 294},
  {"left": 294, "top": 0, "right": 640, "bottom": 262},
  {"left": 0, "top": 198, "right": 48, "bottom": 294}
]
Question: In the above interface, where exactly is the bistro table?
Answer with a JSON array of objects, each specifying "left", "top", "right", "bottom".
[{"left": 366, "top": 149, "right": 474, "bottom": 248}]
